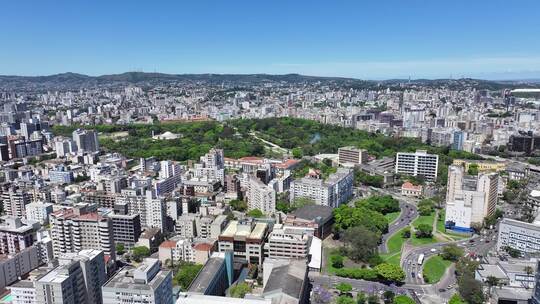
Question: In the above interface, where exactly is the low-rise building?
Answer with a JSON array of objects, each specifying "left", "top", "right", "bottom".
[
  {"left": 401, "top": 182, "right": 423, "bottom": 197},
  {"left": 218, "top": 220, "right": 268, "bottom": 264},
  {"left": 497, "top": 218, "right": 540, "bottom": 254}
]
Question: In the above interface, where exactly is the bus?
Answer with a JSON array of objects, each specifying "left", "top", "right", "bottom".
[{"left": 417, "top": 254, "right": 425, "bottom": 265}]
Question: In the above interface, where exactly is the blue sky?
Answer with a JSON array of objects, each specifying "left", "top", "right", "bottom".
[{"left": 2, "top": 0, "right": 540, "bottom": 79}]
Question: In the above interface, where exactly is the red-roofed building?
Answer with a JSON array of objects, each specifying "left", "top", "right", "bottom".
[
  {"left": 158, "top": 237, "right": 215, "bottom": 265},
  {"left": 401, "top": 182, "right": 423, "bottom": 197}
]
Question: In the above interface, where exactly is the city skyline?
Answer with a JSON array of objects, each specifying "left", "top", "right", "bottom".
[{"left": 2, "top": 0, "right": 540, "bottom": 79}]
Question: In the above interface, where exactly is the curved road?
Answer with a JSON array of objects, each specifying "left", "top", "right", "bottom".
[{"left": 379, "top": 200, "right": 418, "bottom": 253}]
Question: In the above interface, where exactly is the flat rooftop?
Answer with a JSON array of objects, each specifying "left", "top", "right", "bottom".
[
  {"left": 188, "top": 256, "right": 224, "bottom": 294},
  {"left": 103, "top": 266, "right": 171, "bottom": 291}
]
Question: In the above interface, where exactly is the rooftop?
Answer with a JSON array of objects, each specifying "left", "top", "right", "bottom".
[{"left": 188, "top": 254, "right": 225, "bottom": 294}]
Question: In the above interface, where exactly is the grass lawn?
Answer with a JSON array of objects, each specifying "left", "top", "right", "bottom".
[
  {"left": 422, "top": 255, "right": 453, "bottom": 284},
  {"left": 380, "top": 252, "right": 402, "bottom": 265},
  {"left": 387, "top": 228, "right": 407, "bottom": 253},
  {"left": 413, "top": 213, "right": 435, "bottom": 228},
  {"left": 324, "top": 248, "right": 340, "bottom": 274},
  {"left": 384, "top": 211, "right": 401, "bottom": 224}
]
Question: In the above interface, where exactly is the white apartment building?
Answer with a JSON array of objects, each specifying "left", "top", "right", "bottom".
[
  {"left": 102, "top": 258, "right": 173, "bottom": 304},
  {"left": 247, "top": 176, "right": 276, "bottom": 215},
  {"left": 50, "top": 208, "right": 116, "bottom": 260},
  {"left": 338, "top": 146, "right": 368, "bottom": 165},
  {"left": 395, "top": 150, "right": 439, "bottom": 181},
  {"left": 289, "top": 168, "right": 353, "bottom": 208},
  {"left": 263, "top": 225, "right": 311, "bottom": 259},
  {"left": 1, "top": 186, "right": 31, "bottom": 218},
  {"left": 25, "top": 202, "right": 53, "bottom": 225},
  {"left": 444, "top": 165, "right": 498, "bottom": 231},
  {"left": 497, "top": 218, "right": 540, "bottom": 254},
  {"left": 9, "top": 280, "right": 36, "bottom": 304},
  {"left": 0, "top": 216, "right": 40, "bottom": 255}
]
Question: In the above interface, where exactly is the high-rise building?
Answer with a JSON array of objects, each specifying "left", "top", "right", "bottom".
[
  {"left": 1, "top": 186, "right": 31, "bottom": 217},
  {"left": 35, "top": 259, "right": 88, "bottom": 304},
  {"left": 0, "top": 216, "right": 40, "bottom": 255},
  {"left": 72, "top": 129, "right": 100, "bottom": 153},
  {"left": 444, "top": 165, "right": 498, "bottom": 231},
  {"left": 108, "top": 213, "right": 141, "bottom": 249},
  {"left": 102, "top": 258, "right": 173, "bottom": 304},
  {"left": 338, "top": 146, "right": 368, "bottom": 165},
  {"left": 452, "top": 130, "right": 465, "bottom": 151},
  {"left": 395, "top": 150, "right": 439, "bottom": 181},
  {"left": 57, "top": 249, "right": 107, "bottom": 304},
  {"left": 50, "top": 208, "right": 116, "bottom": 260},
  {"left": 289, "top": 168, "right": 353, "bottom": 208},
  {"left": 247, "top": 176, "right": 276, "bottom": 215}
]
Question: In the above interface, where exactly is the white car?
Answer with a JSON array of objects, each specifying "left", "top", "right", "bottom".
[{"left": 430, "top": 248, "right": 437, "bottom": 253}]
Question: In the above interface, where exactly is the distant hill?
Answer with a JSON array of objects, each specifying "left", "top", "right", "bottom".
[{"left": 0, "top": 72, "right": 539, "bottom": 91}]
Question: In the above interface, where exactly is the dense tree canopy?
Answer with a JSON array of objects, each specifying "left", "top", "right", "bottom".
[
  {"left": 333, "top": 205, "right": 388, "bottom": 234},
  {"left": 342, "top": 226, "right": 380, "bottom": 262},
  {"left": 355, "top": 195, "right": 400, "bottom": 215}
]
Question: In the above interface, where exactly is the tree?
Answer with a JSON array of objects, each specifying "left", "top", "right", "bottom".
[
  {"left": 448, "top": 294, "right": 466, "bottom": 304},
  {"left": 230, "top": 199, "right": 247, "bottom": 212},
  {"left": 383, "top": 290, "right": 395, "bottom": 304},
  {"left": 458, "top": 274, "right": 485, "bottom": 304},
  {"left": 415, "top": 223, "right": 433, "bottom": 238},
  {"left": 311, "top": 285, "right": 333, "bottom": 304},
  {"left": 333, "top": 205, "right": 389, "bottom": 234},
  {"left": 335, "top": 282, "right": 353, "bottom": 295},
  {"left": 355, "top": 195, "right": 400, "bottom": 215},
  {"left": 485, "top": 275, "right": 499, "bottom": 295},
  {"left": 524, "top": 265, "right": 534, "bottom": 276},
  {"left": 230, "top": 282, "right": 252, "bottom": 298},
  {"left": 392, "top": 295, "right": 415, "bottom": 304},
  {"left": 337, "top": 296, "right": 356, "bottom": 304},
  {"left": 247, "top": 209, "right": 264, "bottom": 218},
  {"left": 342, "top": 226, "right": 380, "bottom": 262},
  {"left": 367, "top": 294, "right": 380, "bottom": 304},
  {"left": 374, "top": 263, "right": 405, "bottom": 283},
  {"left": 131, "top": 246, "right": 150, "bottom": 262},
  {"left": 116, "top": 244, "right": 125, "bottom": 255},
  {"left": 292, "top": 147, "right": 303, "bottom": 158},
  {"left": 417, "top": 199, "right": 435, "bottom": 216},
  {"left": 330, "top": 254, "right": 344, "bottom": 268},
  {"left": 401, "top": 227, "right": 411, "bottom": 238},
  {"left": 357, "top": 292, "right": 367, "bottom": 304},
  {"left": 504, "top": 246, "right": 521, "bottom": 258},
  {"left": 441, "top": 244, "right": 464, "bottom": 261},
  {"left": 467, "top": 164, "right": 479, "bottom": 175},
  {"left": 173, "top": 262, "right": 203, "bottom": 290},
  {"left": 276, "top": 201, "right": 291, "bottom": 213}
]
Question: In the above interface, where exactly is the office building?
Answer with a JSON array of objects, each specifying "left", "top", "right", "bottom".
[
  {"left": 444, "top": 165, "right": 498, "bottom": 231},
  {"left": 338, "top": 146, "right": 368, "bottom": 165},
  {"left": 285, "top": 205, "right": 334, "bottom": 239},
  {"left": 108, "top": 213, "right": 141, "bottom": 249},
  {"left": 453, "top": 130, "right": 465, "bottom": 151},
  {"left": 247, "top": 176, "right": 276, "bottom": 215},
  {"left": 395, "top": 150, "right": 439, "bottom": 181},
  {"left": 72, "top": 129, "right": 100, "bottom": 152},
  {"left": 102, "top": 258, "right": 173, "bottom": 304},
  {"left": 497, "top": 218, "right": 540, "bottom": 254},
  {"left": 289, "top": 168, "right": 353, "bottom": 208},
  {"left": 262, "top": 259, "right": 309, "bottom": 304},
  {"left": 218, "top": 221, "right": 268, "bottom": 264}
]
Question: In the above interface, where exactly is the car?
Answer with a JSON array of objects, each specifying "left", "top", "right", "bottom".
[
  {"left": 438, "top": 288, "right": 446, "bottom": 292},
  {"left": 411, "top": 272, "right": 415, "bottom": 277},
  {"left": 485, "top": 240, "right": 490, "bottom": 243},
  {"left": 430, "top": 248, "right": 437, "bottom": 252},
  {"left": 469, "top": 239, "right": 475, "bottom": 243}
]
